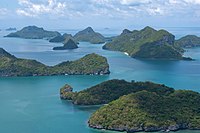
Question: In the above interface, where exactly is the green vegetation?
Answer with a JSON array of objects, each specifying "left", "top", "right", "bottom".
[
  {"left": 53, "top": 53, "right": 110, "bottom": 75},
  {"left": 5, "top": 26, "right": 60, "bottom": 39},
  {"left": 0, "top": 48, "right": 110, "bottom": 77},
  {"left": 59, "top": 79, "right": 200, "bottom": 132},
  {"left": 89, "top": 90, "right": 200, "bottom": 132},
  {"left": 61, "top": 79, "right": 174, "bottom": 105},
  {"left": 53, "top": 39, "right": 78, "bottom": 50},
  {"left": 103, "top": 26, "right": 187, "bottom": 60},
  {"left": 74, "top": 27, "right": 105, "bottom": 44},
  {"left": 175, "top": 35, "right": 200, "bottom": 48}
]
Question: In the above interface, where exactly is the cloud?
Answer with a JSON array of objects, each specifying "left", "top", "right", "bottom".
[
  {"left": 0, "top": 8, "right": 9, "bottom": 15},
  {"left": 89, "top": 0, "right": 166, "bottom": 17},
  {"left": 0, "top": 8, "right": 10, "bottom": 19},
  {"left": 16, "top": 0, "right": 67, "bottom": 17},
  {"left": 120, "top": 0, "right": 151, "bottom": 5},
  {"left": 15, "top": 0, "right": 200, "bottom": 20},
  {"left": 16, "top": 9, "right": 35, "bottom": 17},
  {"left": 184, "top": 0, "right": 200, "bottom": 4},
  {"left": 89, "top": 0, "right": 200, "bottom": 18}
]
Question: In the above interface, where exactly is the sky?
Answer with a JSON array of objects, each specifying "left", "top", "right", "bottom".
[{"left": 0, "top": 0, "right": 200, "bottom": 30}]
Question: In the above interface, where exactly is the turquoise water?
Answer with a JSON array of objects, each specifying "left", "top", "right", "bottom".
[{"left": 0, "top": 28, "right": 200, "bottom": 133}]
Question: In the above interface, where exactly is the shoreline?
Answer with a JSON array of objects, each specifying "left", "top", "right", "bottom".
[{"left": 89, "top": 124, "right": 200, "bottom": 133}]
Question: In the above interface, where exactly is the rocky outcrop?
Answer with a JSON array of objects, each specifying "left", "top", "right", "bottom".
[
  {"left": 89, "top": 123, "right": 195, "bottom": 133},
  {"left": 60, "top": 84, "right": 74, "bottom": 100},
  {"left": 53, "top": 39, "right": 78, "bottom": 50}
]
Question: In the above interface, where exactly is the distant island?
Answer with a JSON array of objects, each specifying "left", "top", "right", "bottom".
[
  {"left": 0, "top": 48, "right": 110, "bottom": 76},
  {"left": 4, "top": 26, "right": 60, "bottom": 39},
  {"left": 50, "top": 27, "right": 105, "bottom": 44},
  {"left": 74, "top": 27, "right": 106, "bottom": 44},
  {"left": 59, "top": 79, "right": 200, "bottom": 132},
  {"left": 103, "top": 26, "right": 192, "bottom": 60},
  {"left": 6, "top": 27, "right": 17, "bottom": 31},
  {"left": 53, "top": 39, "right": 78, "bottom": 50},
  {"left": 49, "top": 34, "right": 67, "bottom": 43},
  {"left": 49, "top": 33, "right": 78, "bottom": 44},
  {"left": 175, "top": 35, "right": 200, "bottom": 48}
]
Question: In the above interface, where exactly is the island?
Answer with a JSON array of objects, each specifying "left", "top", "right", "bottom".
[
  {"left": 6, "top": 27, "right": 17, "bottom": 31},
  {"left": 53, "top": 38, "right": 78, "bottom": 50},
  {"left": 89, "top": 90, "right": 200, "bottom": 132},
  {"left": 103, "top": 26, "right": 189, "bottom": 60},
  {"left": 59, "top": 79, "right": 200, "bottom": 132},
  {"left": 175, "top": 35, "right": 200, "bottom": 48},
  {"left": 49, "top": 34, "right": 66, "bottom": 43},
  {"left": 74, "top": 27, "right": 105, "bottom": 44},
  {"left": 0, "top": 48, "right": 110, "bottom": 77},
  {"left": 60, "top": 79, "right": 174, "bottom": 105},
  {"left": 49, "top": 33, "right": 78, "bottom": 43},
  {"left": 4, "top": 26, "right": 60, "bottom": 39}
]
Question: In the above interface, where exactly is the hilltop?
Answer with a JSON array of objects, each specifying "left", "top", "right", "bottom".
[
  {"left": 60, "top": 79, "right": 174, "bottom": 105},
  {"left": 74, "top": 27, "right": 105, "bottom": 44},
  {"left": 103, "top": 26, "right": 189, "bottom": 60},
  {"left": 89, "top": 90, "right": 200, "bottom": 132}
]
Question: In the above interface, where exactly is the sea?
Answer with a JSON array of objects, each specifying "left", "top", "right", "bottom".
[{"left": 0, "top": 27, "right": 200, "bottom": 133}]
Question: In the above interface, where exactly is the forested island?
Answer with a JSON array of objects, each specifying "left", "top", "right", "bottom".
[
  {"left": 4, "top": 26, "right": 60, "bottom": 39},
  {"left": 59, "top": 79, "right": 200, "bottom": 132},
  {"left": 89, "top": 89, "right": 200, "bottom": 132},
  {"left": 74, "top": 27, "right": 106, "bottom": 44},
  {"left": 60, "top": 79, "right": 173, "bottom": 105},
  {"left": 103, "top": 26, "right": 192, "bottom": 60},
  {"left": 0, "top": 48, "right": 110, "bottom": 76},
  {"left": 175, "top": 35, "right": 200, "bottom": 48},
  {"left": 53, "top": 39, "right": 78, "bottom": 50}
]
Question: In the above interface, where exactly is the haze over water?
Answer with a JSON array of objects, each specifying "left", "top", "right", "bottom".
[{"left": 0, "top": 27, "right": 200, "bottom": 133}]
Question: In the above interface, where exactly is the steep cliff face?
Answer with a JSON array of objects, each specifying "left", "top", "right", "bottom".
[{"left": 60, "top": 84, "right": 74, "bottom": 100}]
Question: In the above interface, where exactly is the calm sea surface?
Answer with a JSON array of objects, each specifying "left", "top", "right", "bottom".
[{"left": 0, "top": 27, "right": 200, "bottom": 133}]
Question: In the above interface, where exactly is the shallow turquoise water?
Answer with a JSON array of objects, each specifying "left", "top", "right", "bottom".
[{"left": 0, "top": 29, "right": 200, "bottom": 133}]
